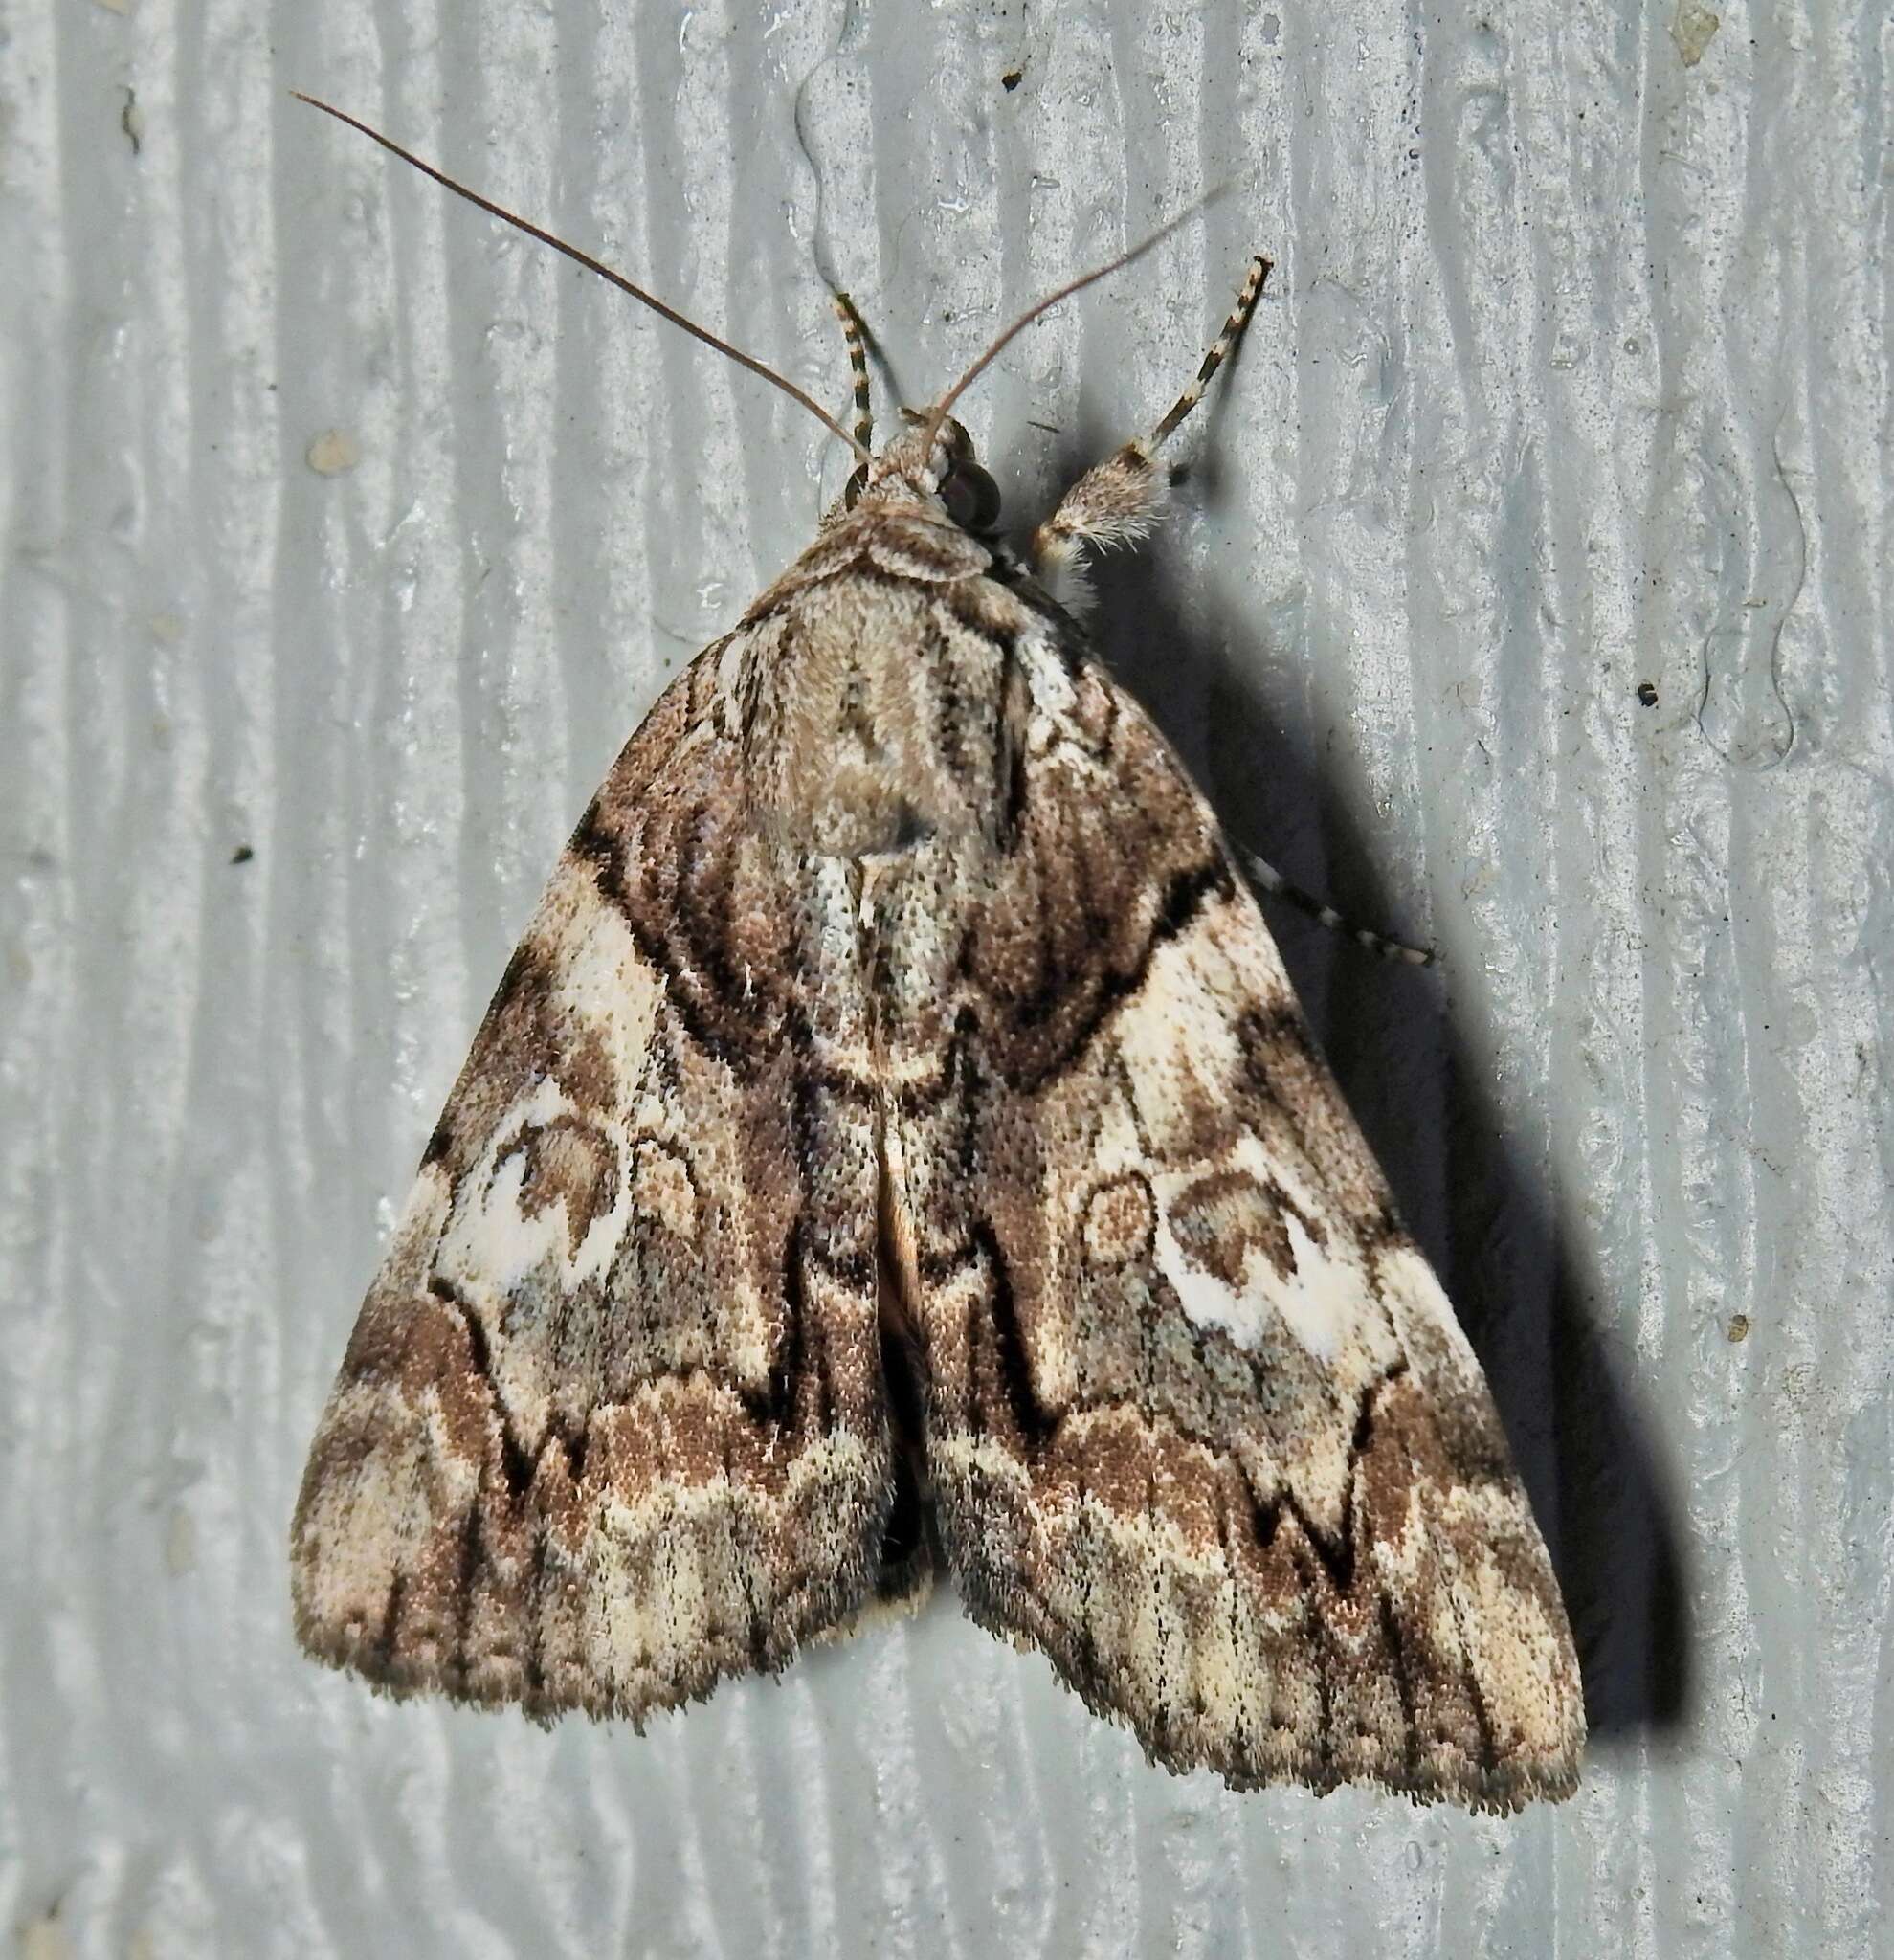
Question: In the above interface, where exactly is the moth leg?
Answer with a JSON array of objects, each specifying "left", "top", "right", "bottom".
[
  {"left": 1145, "top": 252, "right": 1272, "bottom": 452},
  {"left": 835, "top": 291, "right": 874, "bottom": 504},
  {"left": 1031, "top": 255, "right": 1270, "bottom": 612},
  {"left": 1240, "top": 845, "right": 1435, "bottom": 966}
]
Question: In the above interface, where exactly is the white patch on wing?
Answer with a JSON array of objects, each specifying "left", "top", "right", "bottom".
[
  {"left": 1273, "top": 1207, "right": 1360, "bottom": 1361},
  {"left": 1150, "top": 1218, "right": 1266, "bottom": 1348},
  {"left": 1112, "top": 935, "right": 1245, "bottom": 1158},
  {"left": 435, "top": 1072, "right": 630, "bottom": 1303},
  {"left": 1151, "top": 1135, "right": 1377, "bottom": 1365},
  {"left": 545, "top": 864, "right": 661, "bottom": 1087},
  {"left": 1018, "top": 636, "right": 1079, "bottom": 726}
]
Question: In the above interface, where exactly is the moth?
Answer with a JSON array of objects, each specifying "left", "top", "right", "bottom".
[{"left": 289, "top": 99, "right": 1585, "bottom": 1810}]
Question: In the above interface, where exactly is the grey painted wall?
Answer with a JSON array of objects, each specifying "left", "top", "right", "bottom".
[{"left": 2, "top": 1, "right": 1889, "bottom": 1954}]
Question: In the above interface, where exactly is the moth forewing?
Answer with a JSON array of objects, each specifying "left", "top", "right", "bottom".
[{"left": 289, "top": 100, "right": 1583, "bottom": 1805}]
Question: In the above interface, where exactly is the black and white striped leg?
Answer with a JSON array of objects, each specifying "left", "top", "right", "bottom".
[
  {"left": 1031, "top": 256, "right": 1271, "bottom": 610},
  {"left": 1146, "top": 254, "right": 1270, "bottom": 451},
  {"left": 835, "top": 291, "right": 874, "bottom": 503},
  {"left": 1240, "top": 848, "right": 1435, "bottom": 967}
]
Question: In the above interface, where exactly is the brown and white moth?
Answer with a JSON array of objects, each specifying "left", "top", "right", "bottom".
[{"left": 289, "top": 100, "right": 1585, "bottom": 1811}]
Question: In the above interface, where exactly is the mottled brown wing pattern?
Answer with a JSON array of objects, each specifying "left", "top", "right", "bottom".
[
  {"left": 286, "top": 121, "right": 1578, "bottom": 1805},
  {"left": 294, "top": 463, "right": 1581, "bottom": 1807},
  {"left": 886, "top": 628, "right": 1585, "bottom": 1809},
  {"left": 290, "top": 639, "right": 896, "bottom": 1724}
]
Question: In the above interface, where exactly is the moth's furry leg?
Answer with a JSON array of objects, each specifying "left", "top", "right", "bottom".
[
  {"left": 1240, "top": 846, "right": 1436, "bottom": 966},
  {"left": 1027, "top": 441, "right": 1164, "bottom": 616},
  {"left": 1031, "top": 255, "right": 1270, "bottom": 613}
]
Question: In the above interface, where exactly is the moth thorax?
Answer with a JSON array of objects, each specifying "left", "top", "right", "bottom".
[{"left": 755, "top": 612, "right": 986, "bottom": 859}]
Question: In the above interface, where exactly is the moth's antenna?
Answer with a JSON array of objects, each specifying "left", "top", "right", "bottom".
[
  {"left": 292, "top": 93, "right": 874, "bottom": 466},
  {"left": 922, "top": 188, "right": 1231, "bottom": 457}
]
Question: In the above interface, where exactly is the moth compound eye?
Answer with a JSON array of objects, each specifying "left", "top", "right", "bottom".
[
  {"left": 843, "top": 466, "right": 867, "bottom": 510},
  {"left": 941, "top": 461, "right": 1002, "bottom": 531}
]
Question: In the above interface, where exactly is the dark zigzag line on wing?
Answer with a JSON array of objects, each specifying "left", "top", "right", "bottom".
[
  {"left": 567, "top": 798, "right": 812, "bottom": 1080},
  {"left": 566, "top": 796, "right": 895, "bottom": 1113},
  {"left": 951, "top": 1263, "right": 1419, "bottom": 1600},
  {"left": 412, "top": 1272, "right": 849, "bottom": 1501},
  {"left": 568, "top": 790, "right": 1232, "bottom": 1115},
  {"left": 405, "top": 1267, "right": 875, "bottom": 1697},
  {"left": 945, "top": 1351, "right": 1517, "bottom": 1793},
  {"left": 1381, "top": 1592, "right": 1422, "bottom": 1779},
  {"left": 942, "top": 852, "right": 1237, "bottom": 1101}
]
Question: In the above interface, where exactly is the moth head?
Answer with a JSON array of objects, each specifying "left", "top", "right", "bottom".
[{"left": 843, "top": 412, "right": 1004, "bottom": 534}]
